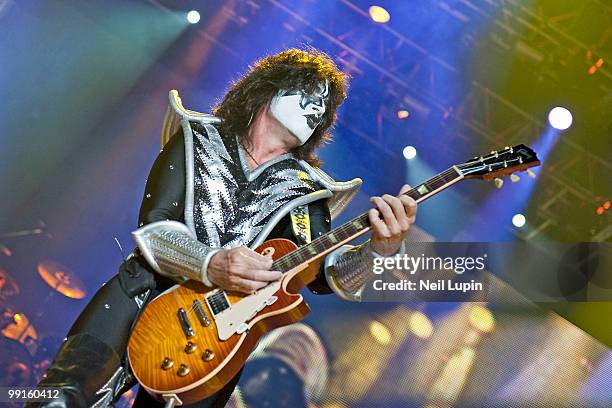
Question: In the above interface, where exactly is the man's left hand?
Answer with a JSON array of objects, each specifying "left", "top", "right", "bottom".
[{"left": 368, "top": 184, "right": 417, "bottom": 256}]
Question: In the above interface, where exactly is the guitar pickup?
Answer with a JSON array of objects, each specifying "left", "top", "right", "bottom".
[
  {"left": 177, "top": 307, "right": 195, "bottom": 338},
  {"left": 193, "top": 299, "right": 211, "bottom": 327}
]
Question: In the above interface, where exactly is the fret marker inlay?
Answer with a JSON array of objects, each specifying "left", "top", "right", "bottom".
[{"left": 417, "top": 184, "right": 429, "bottom": 195}]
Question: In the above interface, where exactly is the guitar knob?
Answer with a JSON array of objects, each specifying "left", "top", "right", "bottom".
[
  {"left": 510, "top": 174, "right": 520, "bottom": 183},
  {"left": 526, "top": 169, "right": 536, "bottom": 179},
  {"left": 161, "top": 357, "right": 174, "bottom": 370},
  {"left": 494, "top": 178, "right": 504, "bottom": 189},
  {"left": 184, "top": 341, "right": 198, "bottom": 354},
  {"left": 177, "top": 364, "right": 190, "bottom": 377},
  {"left": 202, "top": 349, "right": 215, "bottom": 362}
]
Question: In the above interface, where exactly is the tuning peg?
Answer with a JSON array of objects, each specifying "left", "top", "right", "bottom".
[
  {"left": 526, "top": 169, "right": 536, "bottom": 179},
  {"left": 494, "top": 178, "right": 504, "bottom": 189},
  {"left": 510, "top": 174, "right": 520, "bottom": 183}
]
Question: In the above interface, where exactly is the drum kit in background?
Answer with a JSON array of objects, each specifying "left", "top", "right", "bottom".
[{"left": 0, "top": 228, "right": 87, "bottom": 389}]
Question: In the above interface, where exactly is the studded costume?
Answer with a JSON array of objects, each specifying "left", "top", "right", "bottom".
[
  {"left": 133, "top": 91, "right": 362, "bottom": 290},
  {"left": 28, "top": 91, "right": 379, "bottom": 408}
]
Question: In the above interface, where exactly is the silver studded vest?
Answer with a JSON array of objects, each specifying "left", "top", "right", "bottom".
[
  {"left": 191, "top": 122, "right": 321, "bottom": 249},
  {"left": 133, "top": 90, "right": 367, "bottom": 298}
]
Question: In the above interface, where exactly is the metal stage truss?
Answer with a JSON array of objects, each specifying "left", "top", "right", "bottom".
[{"left": 149, "top": 0, "right": 612, "bottom": 240}]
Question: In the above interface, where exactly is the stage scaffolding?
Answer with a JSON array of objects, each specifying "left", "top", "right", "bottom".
[
  {"left": 264, "top": 0, "right": 612, "bottom": 241},
  {"left": 149, "top": 0, "right": 612, "bottom": 240}
]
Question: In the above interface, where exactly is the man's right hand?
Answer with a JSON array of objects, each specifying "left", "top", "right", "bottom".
[{"left": 208, "top": 246, "right": 282, "bottom": 294}]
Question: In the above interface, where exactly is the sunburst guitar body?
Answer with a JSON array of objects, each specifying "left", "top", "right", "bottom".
[{"left": 127, "top": 238, "right": 319, "bottom": 405}]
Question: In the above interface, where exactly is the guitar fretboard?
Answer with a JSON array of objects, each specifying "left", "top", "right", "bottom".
[{"left": 272, "top": 166, "right": 462, "bottom": 272}]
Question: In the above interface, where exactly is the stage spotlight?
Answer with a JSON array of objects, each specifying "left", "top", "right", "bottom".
[
  {"left": 512, "top": 213, "right": 526, "bottom": 228},
  {"left": 369, "top": 320, "right": 392, "bottom": 345},
  {"left": 548, "top": 107, "right": 573, "bottom": 130},
  {"left": 468, "top": 305, "right": 495, "bottom": 333},
  {"left": 368, "top": 6, "right": 390, "bottom": 23},
  {"left": 409, "top": 311, "right": 433, "bottom": 339},
  {"left": 397, "top": 109, "right": 409, "bottom": 119},
  {"left": 187, "top": 10, "right": 201, "bottom": 24},
  {"left": 403, "top": 145, "right": 417, "bottom": 160}
]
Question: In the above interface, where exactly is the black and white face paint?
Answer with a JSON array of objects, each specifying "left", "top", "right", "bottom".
[{"left": 270, "top": 80, "right": 329, "bottom": 145}]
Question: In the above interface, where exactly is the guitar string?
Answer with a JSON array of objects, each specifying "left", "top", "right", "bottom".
[
  {"left": 272, "top": 167, "right": 459, "bottom": 269},
  {"left": 272, "top": 167, "right": 461, "bottom": 271},
  {"left": 280, "top": 165, "right": 452, "bottom": 269},
  {"left": 276, "top": 155, "right": 532, "bottom": 271}
]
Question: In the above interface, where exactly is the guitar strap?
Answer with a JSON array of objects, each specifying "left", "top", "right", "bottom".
[{"left": 290, "top": 204, "right": 311, "bottom": 244}]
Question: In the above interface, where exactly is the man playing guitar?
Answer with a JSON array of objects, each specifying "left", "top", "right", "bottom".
[{"left": 28, "top": 48, "right": 416, "bottom": 407}]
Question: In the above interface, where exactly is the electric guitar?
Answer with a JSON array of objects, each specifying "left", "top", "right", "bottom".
[{"left": 127, "top": 144, "right": 540, "bottom": 406}]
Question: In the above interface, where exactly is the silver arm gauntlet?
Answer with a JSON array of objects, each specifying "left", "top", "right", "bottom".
[
  {"left": 324, "top": 240, "right": 405, "bottom": 302},
  {"left": 132, "top": 220, "right": 219, "bottom": 286}
]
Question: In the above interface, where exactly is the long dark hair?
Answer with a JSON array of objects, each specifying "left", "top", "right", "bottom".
[{"left": 212, "top": 48, "right": 348, "bottom": 167}]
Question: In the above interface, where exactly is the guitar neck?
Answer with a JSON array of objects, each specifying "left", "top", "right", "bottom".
[{"left": 272, "top": 166, "right": 464, "bottom": 272}]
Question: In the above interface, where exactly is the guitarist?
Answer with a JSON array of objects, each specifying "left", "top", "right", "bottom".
[{"left": 28, "top": 48, "right": 417, "bottom": 407}]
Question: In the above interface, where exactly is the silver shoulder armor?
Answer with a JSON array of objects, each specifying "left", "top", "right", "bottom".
[
  {"left": 132, "top": 220, "right": 219, "bottom": 285},
  {"left": 160, "top": 90, "right": 221, "bottom": 149},
  {"left": 324, "top": 241, "right": 406, "bottom": 302}
]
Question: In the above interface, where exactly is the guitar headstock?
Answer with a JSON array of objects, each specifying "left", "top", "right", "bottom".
[{"left": 457, "top": 144, "right": 540, "bottom": 181}]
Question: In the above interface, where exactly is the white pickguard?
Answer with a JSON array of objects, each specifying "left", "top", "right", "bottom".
[{"left": 213, "top": 281, "right": 282, "bottom": 341}]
